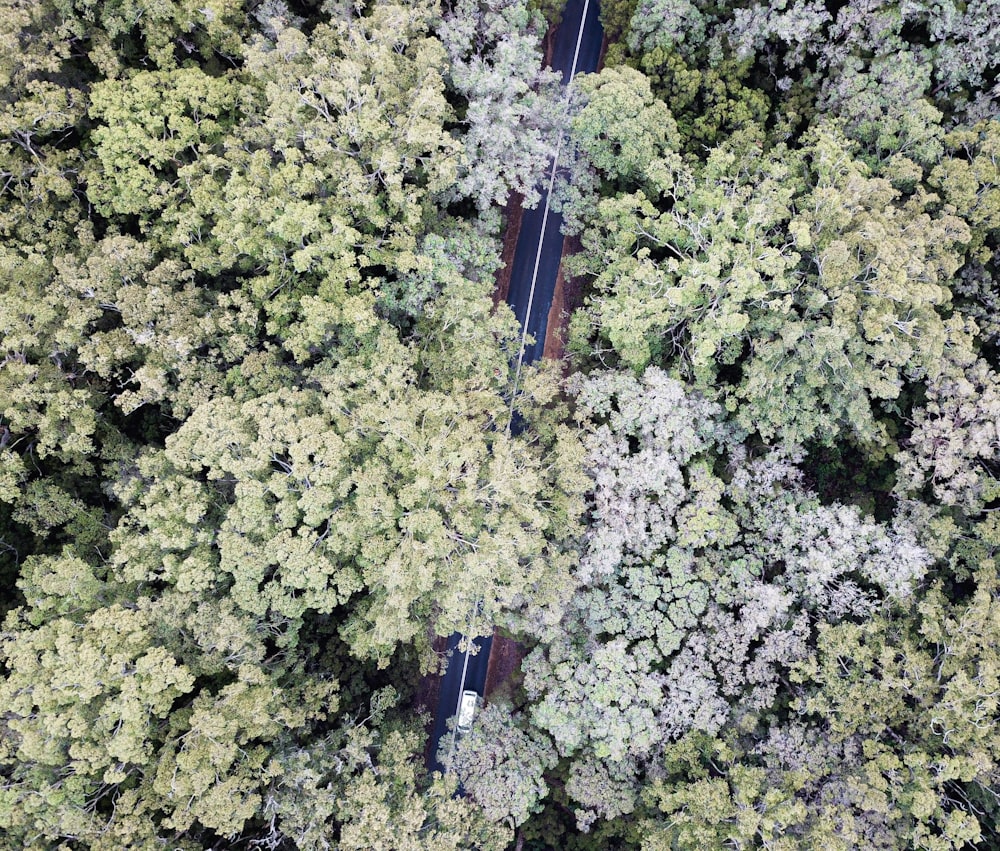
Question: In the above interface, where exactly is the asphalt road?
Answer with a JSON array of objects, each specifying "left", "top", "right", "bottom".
[
  {"left": 428, "top": 0, "right": 604, "bottom": 776},
  {"left": 428, "top": 630, "right": 493, "bottom": 773},
  {"left": 507, "top": 0, "right": 603, "bottom": 365}
]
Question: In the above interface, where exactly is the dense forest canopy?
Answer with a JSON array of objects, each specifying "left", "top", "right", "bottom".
[{"left": 0, "top": 0, "right": 999, "bottom": 849}]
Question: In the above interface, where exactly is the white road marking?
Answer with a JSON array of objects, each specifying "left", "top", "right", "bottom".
[
  {"left": 445, "top": 621, "right": 478, "bottom": 771},
  {"left": 445, "top": 0, "right": 595, "bottom": 775},
  {"left": 507, "top": 0, "right": 593, "bottom": 431}
]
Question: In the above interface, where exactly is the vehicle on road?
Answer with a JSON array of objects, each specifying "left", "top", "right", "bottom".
[
  {"left": 426, "top": 0, "right": 603, "bottom": 775},
  {"left": 456, "top": 690, "right": 480, "bottom": 735}
]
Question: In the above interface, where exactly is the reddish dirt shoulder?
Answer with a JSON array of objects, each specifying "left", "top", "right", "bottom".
[
  {"left": 484, "top": 630, "right": 527, "bottom": 703},
  {"left": 493, "top": 191, "right": 525, "bottom": 307},
  {"left": 542, "top": 232, "right": 585, "bottom": 364}
]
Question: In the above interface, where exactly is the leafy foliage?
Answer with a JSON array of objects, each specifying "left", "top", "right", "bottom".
[
  {"left": 0, "top": 0, "right": 574, "bottom": 846},
  {"left": 520, "top": 369, "right": 930, "bottom": 829},
  {"left": 3, "top": 0, "right": 1000, "bottom": 847},
  {"left": 566, "top": 91, "right": 976, "bottom": 447},
  {"left": 642, "top": 547, "right": 1000, "bottom": 851},
  {"left": 450, "top": 703, "right": 558, "bottom": 828}
]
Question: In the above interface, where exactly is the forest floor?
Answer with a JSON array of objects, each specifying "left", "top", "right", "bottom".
[
  {"left": 542, "top": 231, "right": 585, "bottom": 365},
  {"left": 492, "top": 191, "right": 524, "bottom": 307},
  {"left": 484, "top": 628, "right": 526, "bottom": 700}
]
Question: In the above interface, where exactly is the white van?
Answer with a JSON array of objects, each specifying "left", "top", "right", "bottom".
[{"left": 457, "top": 690, "right": 480, "bottom": 734}]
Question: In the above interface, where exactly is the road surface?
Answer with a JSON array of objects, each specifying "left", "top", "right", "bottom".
[
  {"left": 428, "top": 630, "right": 493, "bottom": 773},
  {"left": 507, "top": 0, "right": 603, "bottom": 367},
  {"left": 428, "top": 0, "right": 604, "bottom": 775}
]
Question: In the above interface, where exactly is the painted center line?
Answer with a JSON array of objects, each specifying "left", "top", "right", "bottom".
[
  {"left": 446, "top": 0, "right": 596, "bottom": 774},
  {"left": 507, "top": 0, "right": 593, "bottom": 431},
  {"left": 445, "top": 618, "right": 478, "bottom": 770}
]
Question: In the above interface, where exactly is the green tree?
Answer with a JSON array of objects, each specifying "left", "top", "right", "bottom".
[
  {"left": 439, "top": 0, "right": 564, "bottom": 210},
  {"left": 567, "top": 107, "right": 972, "bottom": 448},
  {"left": 896, "top": 350, "right": 1000, "bottom": 514},
  {"left": 641, "top": 555, "right": 1000, "bottom": 851},
  {"left": 520, "top": 369, "right": 930, "bottom": 830},
  {"left": 56, "top": 0, "right": 250, "bottom": 74},
  {"left": 327, "top": 724, "right": 512, "bottom": 851},
  {"left": 566, "top": 67, "right": 681, "bottom": 197},
  {"left": 109, "top": 310, "right": 582, "bottom": 666},
  {"left": 0, "top": 596, "right": 196, "bottom": 844},
  {"left": 84, "top": 68, "right": 242, "bottom": 221},
  {"left": 449, "top": 703, "right": 558, "bottom": 829},
  {"left": 613, "top": 0, "right": 1000, "bottom": 126}
]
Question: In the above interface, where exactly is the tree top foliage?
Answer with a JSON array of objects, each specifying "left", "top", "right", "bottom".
[{"left": 2, "top": 0, "right": 1000, "bottom": 848}]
